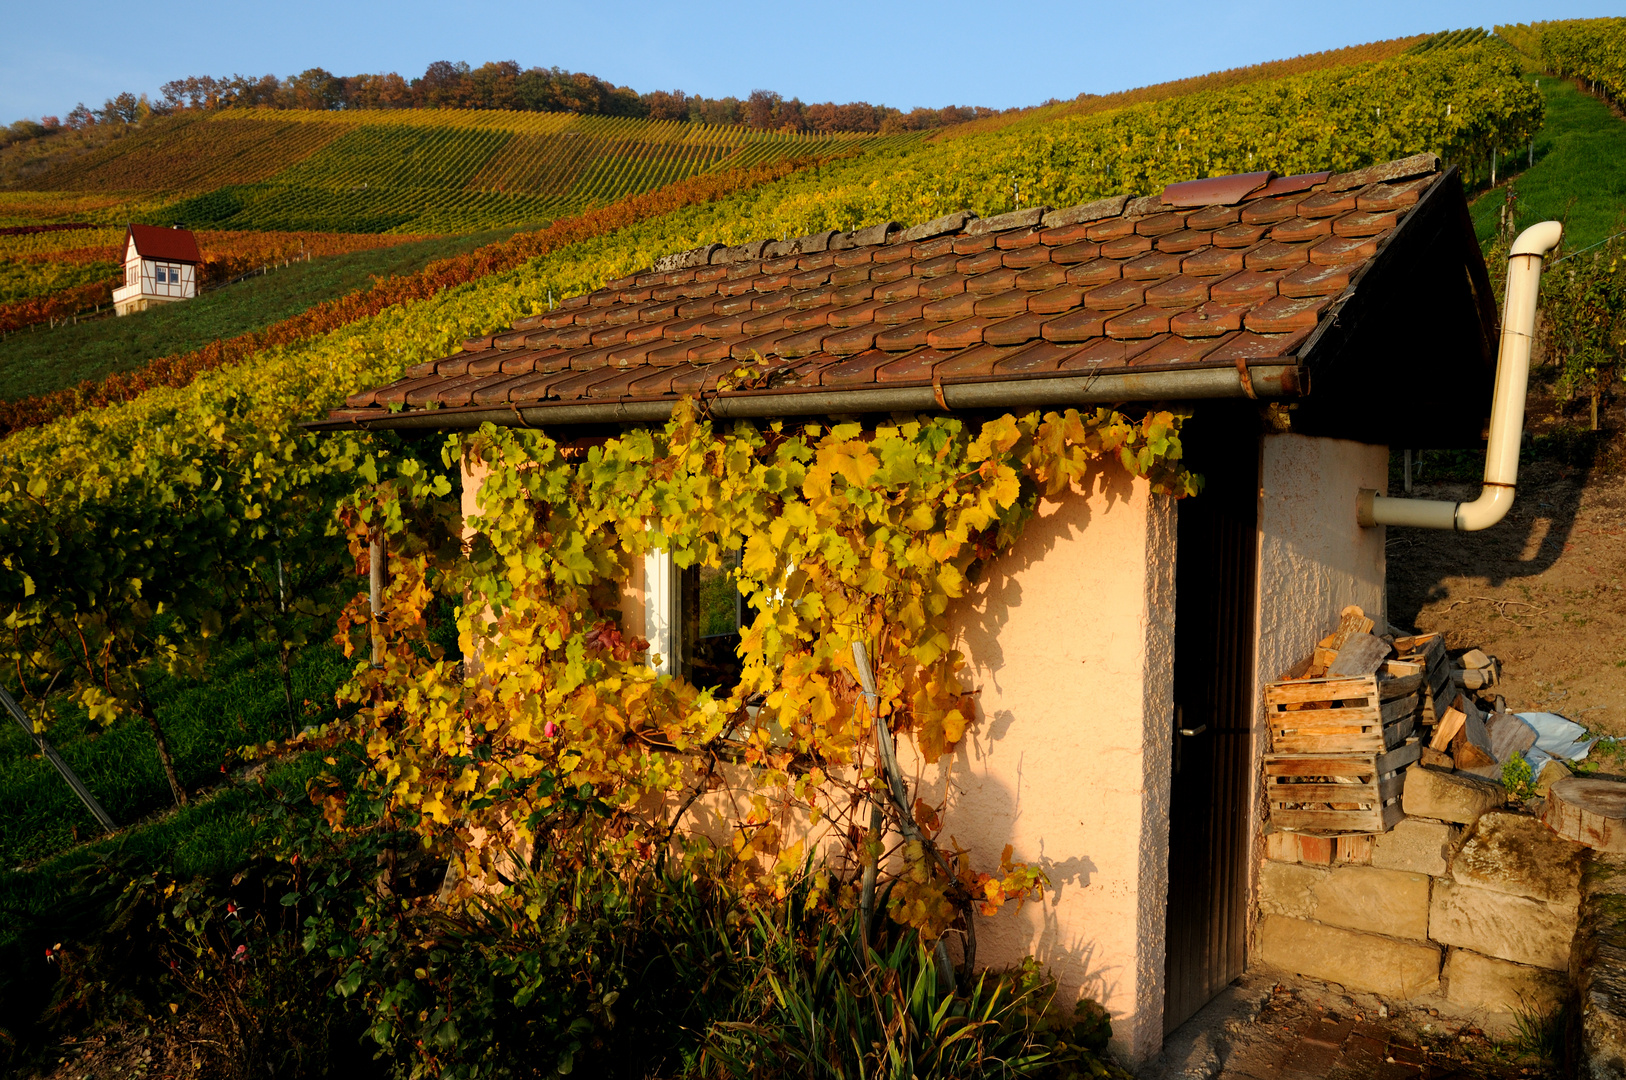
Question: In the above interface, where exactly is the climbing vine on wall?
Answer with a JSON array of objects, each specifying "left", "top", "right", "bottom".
[{"left": 325, "top": 398, "right": 1197, "bottom": 949}]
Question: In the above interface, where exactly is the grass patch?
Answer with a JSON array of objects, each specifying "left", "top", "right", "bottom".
[
  {"left": 0, "top": 227, "right": 518, "bottom": 401},
  {"left": 0, "top": 751, "right": 330, "bottom": 947},
  {"left": 1472, "top": 74, "right": 1626, "bottom": 251},
  {"left": 0, "top": 751, "right": 331, "bottom": 962},
  {"left": 0, "top": 638, "right": 352, "bottom": 869}
]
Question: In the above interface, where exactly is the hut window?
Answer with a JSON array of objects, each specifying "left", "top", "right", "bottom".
[
  {"left": 680, "top": 546, "right": 744, "bottom": 692},
  {"left": 642, "top": 545, "right": 746, "bottom": 692}
]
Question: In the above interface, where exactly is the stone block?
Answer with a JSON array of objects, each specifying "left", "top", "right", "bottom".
[
  {"left": 1574, "top": 853, "right": 1626, "bottom": 1079},
  {"left": 1259, "top": 860, "right": 1327, "bottom": 919},
  {"left": 1257, "top": 862, "right": 1431, "bottom": 939},
  {"left": 1444, "top": 947, "right": 1569, "bottom": 1017},
  {"left": 1451, "top": 810, "right": 1584, "bottom": 911},
  {"left": 1373, "top": 817, "right": 1463, "bottom": 876},
  {"left": 1255, "top": 914, "right": 1441, "bottom": 999},
  {"left": 1402, "top": 765, "right": 1504, "bottom": 824},
  {"left": 1430, "top": 878, "right": 1577, "bottom": 970},
  {"left": 1324, "top": 865, "right": 1433, "bottom": 939}
]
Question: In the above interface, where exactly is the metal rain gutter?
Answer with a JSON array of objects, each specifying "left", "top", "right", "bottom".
[{"left": 310, "top": 363, "right": 1301, "bottom": 432}]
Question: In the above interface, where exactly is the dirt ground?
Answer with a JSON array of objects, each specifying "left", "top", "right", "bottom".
[
  {"left": 1146, "top": 972, "right": 1558, "bottom": 1080},
  {"left": 1387, "top": 448, "right": 1626, "bottom": 751}
]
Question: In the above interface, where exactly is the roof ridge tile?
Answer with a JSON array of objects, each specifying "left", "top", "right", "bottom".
[
  {"left": 966, "top": 207, "right": 1048, "bottom": 235},
  {"left": 1327, "top": 152, "right": 1439, "bottom": 192},
  {"left": 1041, "top": 195, "right": 1131, "bottom": 228},
  {"left": 901, "top": 211, "right": 978, "bottom": 243},
  {"left": 652, "top": 243, "right": 722, "bottom": 273}
]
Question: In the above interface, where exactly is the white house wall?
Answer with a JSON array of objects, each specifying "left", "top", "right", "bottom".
[{"left": 1247, "top": 433, "right": 1389, "bottom": 933}]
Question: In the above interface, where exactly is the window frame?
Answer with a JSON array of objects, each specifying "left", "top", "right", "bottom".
[{"left": 643, "top": 547, "right": 748, "bottom": 691}]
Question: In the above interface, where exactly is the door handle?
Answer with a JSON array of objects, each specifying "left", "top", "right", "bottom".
[{"left": 1179, "top": 723, "right": 1208, "bottom": 737}]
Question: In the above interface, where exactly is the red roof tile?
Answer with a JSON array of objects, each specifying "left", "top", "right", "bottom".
[
  {"left": 324, "top": 152, "right": 1495, "bottom": 430},
  {"left": 126, "top": 224, "right": 202, "bottom": 263}
]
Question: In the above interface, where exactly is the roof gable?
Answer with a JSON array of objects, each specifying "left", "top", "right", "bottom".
[
  {"left": 324, "top": 152, "right": 1494, "bottom": 446},
  {"left": 126, "top": 224, "right": 202, "bottom": 264}
]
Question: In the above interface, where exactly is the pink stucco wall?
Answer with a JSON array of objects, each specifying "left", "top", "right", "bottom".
[
  {"left": 461, "top": 452, "right": 1176, "bottom": 1063},
  {"left": 923, "top": 468, "right": 1176, "bottom": 1065}
]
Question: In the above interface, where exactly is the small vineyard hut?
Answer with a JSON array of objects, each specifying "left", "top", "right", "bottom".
[
  {"left": 322, "top": 153, "right": 1500, "bottom": 1065},
  {"left": 112, "top": 224, "right": 201, "bottom": 316}
]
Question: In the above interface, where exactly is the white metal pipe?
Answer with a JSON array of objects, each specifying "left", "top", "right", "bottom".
[{"left": 1358, "top": 220, "right": 1562, "bottom": 531}]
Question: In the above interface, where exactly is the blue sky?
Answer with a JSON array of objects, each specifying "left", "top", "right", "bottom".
[{"left": 1, "top": 1, "right": 1616, "bottom": 122}]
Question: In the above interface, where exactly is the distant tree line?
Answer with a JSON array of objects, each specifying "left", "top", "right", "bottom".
[
  {"left": 2, "top": 61, "right": 1007, "bottom": 150},
  {"left": 2, "top": 92, "right": 148, "bottom": 146},
  {"left": 151, "top": 60, "right": 1005, "bottom": 134}
]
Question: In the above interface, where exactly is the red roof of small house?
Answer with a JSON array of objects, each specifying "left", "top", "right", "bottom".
[
  {"left": 125, "top": 224, "right": 201, "bottom": 264},
  {"left": 319, "top": 152, "right": 1498, "bottom": 447}
]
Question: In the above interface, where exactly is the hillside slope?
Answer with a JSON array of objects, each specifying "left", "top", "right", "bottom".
[
  {"left": 16, "top": 110, "right": 916, "bottom": 234},
  {"left": 1470, "top": 74, "right": 1626, "bottom": 250},
  {"left": 0, "top": 228, "right": 516, "bottom": 400}
]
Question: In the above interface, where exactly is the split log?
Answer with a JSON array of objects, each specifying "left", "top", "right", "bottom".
[
  {"left": 1544, "top": 778, "right": 1626, "bottom": 852},
  {"left": 1421, "top": 746, "right": 1455, "bottom": 770},
  {"left": 1449, "top": 694, "right": 1496, "bottom": 770},
  {"left": 1486, "top": 711, "right": 1538, "bottom": 762},
  {"left": 1431, "top": 706, "right": 1466, "bottom": 752},
  {"left": 1328, "top": 633, "right": 1392, "bottom": 677}
]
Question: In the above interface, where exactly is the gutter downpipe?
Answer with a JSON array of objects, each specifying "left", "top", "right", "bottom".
[{"left": 1357, "top": 220, "right": 1563, "bottom": 532}]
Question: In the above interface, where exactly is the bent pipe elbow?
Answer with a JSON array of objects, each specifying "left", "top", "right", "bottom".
[
  {"left": 1452, "top": 484, "right": 1516, "bottom": 531},
  {"left": 1357, "top": 484, "right": 1515, "bottom": 532},
  {"left": 1355, "top": 220, "right": 1561, "bottom": 535}
]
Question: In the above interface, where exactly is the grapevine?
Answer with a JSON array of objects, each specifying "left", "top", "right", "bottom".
[{"left": 328, "top": 400, "right": 1196, "bottom": 944}]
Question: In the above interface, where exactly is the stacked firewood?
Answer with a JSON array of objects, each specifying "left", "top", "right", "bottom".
[
  {"left": 1262, "top": 606, "right": 1428, "bottom": 835},
  {"left": 1263, "top": 606, "right": 1539, "bottom": 836}
]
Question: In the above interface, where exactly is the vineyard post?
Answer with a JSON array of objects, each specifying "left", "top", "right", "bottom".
[
  {"left": 369, "top": 526, "right": 387, "bottom": 669},
  {"left": 852, "top": 641, "right": 962, "bottom": 987},
  {"left": 0, "top": 683, "right": 116, "bottom": 833}
]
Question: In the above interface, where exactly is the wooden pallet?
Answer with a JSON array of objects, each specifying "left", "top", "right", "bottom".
[
  {"left": 1265, "top": 672, "right": 1420, "bottom": 753},
  {"left": 1262, "top": 739, "right": 1421, "bottom": 835}
]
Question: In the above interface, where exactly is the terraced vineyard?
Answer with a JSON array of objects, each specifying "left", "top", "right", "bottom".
[{"left": 19, "top": 109, "right": 915, "bottom": 234}]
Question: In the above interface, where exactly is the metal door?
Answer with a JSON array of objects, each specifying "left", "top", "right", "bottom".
[{"left": 1163, "top": 419, "right": 1259, "bottom": 1035}]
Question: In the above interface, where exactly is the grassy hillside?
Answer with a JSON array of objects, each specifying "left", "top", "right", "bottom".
[
  {"left": 0, "top": 227, "right": 515, "bottom": 400},
  {"left": 1470, "top": 73, "right": 1626, "bottom": 250},
  {"left": 0, "top": 639, "right": 349, "bottom": 868},
  {"left": 17, "top": 109, "right": 917, "bottom": 234}
]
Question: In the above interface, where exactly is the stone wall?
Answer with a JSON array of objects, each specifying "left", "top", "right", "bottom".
[{"left": 1255, "top": 766, "right": 1579, "bottom": 1031}]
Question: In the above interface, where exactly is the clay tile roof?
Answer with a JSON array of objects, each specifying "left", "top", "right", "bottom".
[
  {"left": 1161, "top": 171, "right": 1272, "bottom": 207},
  {"left": 321, "top": 152, "right": 1496, "bottom": 446},
  {"left": 125, "top": 224, "right": 202, "bottom": 263}
]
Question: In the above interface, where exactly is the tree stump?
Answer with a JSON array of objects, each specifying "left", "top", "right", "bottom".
[{"left": 1544, "top": 778, "right": 1626, "bottom": 852}]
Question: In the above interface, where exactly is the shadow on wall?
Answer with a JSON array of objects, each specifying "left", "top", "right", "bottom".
[
  {"left": 954, "top": 463, "right": 1138, "bottom": 699},
  {"left": 917, "top": 755, "right": 1120, "bottom": 1018}
]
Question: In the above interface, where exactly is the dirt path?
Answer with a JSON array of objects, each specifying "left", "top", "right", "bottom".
[
  {"left": 1148, "top": 973, "right": 1555, "bottom": 1080},
  {"left": 1387, "top": 458, "right": 1626, "bottom": 744}
]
